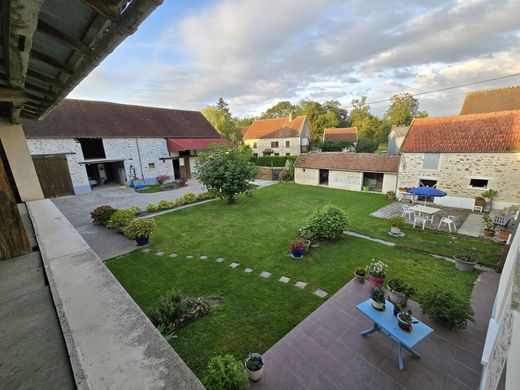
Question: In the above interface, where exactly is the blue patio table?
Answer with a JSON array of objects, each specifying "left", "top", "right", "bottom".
[{"left": 356, "top": 299, "right": 433, "bottom": 370}]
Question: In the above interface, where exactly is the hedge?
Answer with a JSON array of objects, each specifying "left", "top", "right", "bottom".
[{"left": 253, "top": 155, "right": 298, "bottom": 167}]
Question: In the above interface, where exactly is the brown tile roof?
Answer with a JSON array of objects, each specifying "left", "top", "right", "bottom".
[
  {"left": 22, "top": 99, "right": 220, "bottom": 139},
  {"left": 295, "top": 152, "right": 399, "bottom": 173},
  {"left": 460, "top": 85, "right": 520, "bottom": 115},
  {"left": 243, "top": 116, "right": 306, "bottom": 139},
  {"left": 323, "top": 127, "right": 358, "bottom": 143},
  {"left": 401, "top": 110, "right": 520, "bottom": 153}
]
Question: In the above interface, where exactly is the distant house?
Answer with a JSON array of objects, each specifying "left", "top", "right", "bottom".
[
  {"left": 387, "top": 126, "right": 409, "bottom": 154},
  {"left": 398, "top": 110, "right": 520, "bottom": 209},
  {"left": 23, "top": 99, "right": 230, "bottom": 197},
  {"left": 294, "top": 152, "right": 399, "bottom": 193},
  {"left": 322, "top": 127, "right": 358, "bottom": 144},
  {"left": 460, "top": 85, "right": 520, "bottom": 115},
  {"left": 243, "top": 114, "right": 310, "bottom": 157}
]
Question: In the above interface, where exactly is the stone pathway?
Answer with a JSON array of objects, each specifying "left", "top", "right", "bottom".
[{"left": 458, "top": 213, "right": 484, "bottom": 237}]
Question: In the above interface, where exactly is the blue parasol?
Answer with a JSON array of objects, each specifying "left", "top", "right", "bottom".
[{"left": 407, "top": 187, "right": 447, "bottom": 205}]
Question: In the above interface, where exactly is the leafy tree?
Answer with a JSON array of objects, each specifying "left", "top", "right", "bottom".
[
  {"left": 322, "top": 100, "right": 349, "bottom": 127},
  {"left": 355, "top": 138, "right": 379, "bottom": 153},
  {"left": 384, "top": 93, "right": 428, "bottom": 126},
  {"left": 261, "top": 101, "right": 295, "bottom": 119},
  {"left": 319, "top": 141, "right": 352, "bottom": 152},
  {"left": 202, "top": 105, "right": 243, "bottom": 144},
  {"left": 196, "top": 145, "right": 258, "bottom": 203},
  {"left": 216, "top": 97, "right": 230, "bottom": 116}
]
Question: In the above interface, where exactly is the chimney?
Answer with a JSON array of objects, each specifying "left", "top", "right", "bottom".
[{"left": 288, "top": 111, "right": 293, "bottom": 122}]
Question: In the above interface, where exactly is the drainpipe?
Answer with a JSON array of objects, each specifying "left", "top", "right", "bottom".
[{"left": 135, "top": 138, "right": 144, "bottom": 181}]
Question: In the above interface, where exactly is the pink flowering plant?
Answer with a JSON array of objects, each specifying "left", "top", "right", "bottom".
[
  {"left": 365, "top": 259, "right": 388, "bottom": 278},
  {"left": 156, "top": 174, "right": 171, "bottom": 184}
]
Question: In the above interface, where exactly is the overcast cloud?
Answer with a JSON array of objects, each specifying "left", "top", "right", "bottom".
[{"left": 70, "top": 0, "right": 520, "bottom": 117}]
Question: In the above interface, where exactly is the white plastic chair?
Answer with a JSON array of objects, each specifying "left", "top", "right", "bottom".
[
  {"left": 438, "top": 215, "right": 457, "bottom": 232},
  {"left": 401, "top": 205, "right": 414, "bottom": 221},
  {"left": 413, "top": 215, "right": 430, "bottom": 230}
]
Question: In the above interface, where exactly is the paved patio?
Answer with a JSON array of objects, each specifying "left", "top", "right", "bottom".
[{"left": 251, "top": 272, "right": 499, "bottom": 390}]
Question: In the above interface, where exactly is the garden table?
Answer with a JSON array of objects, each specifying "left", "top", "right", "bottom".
[
  {"left": 356, "top": 299, "right": 433, "bottom": 371},
  {"left": 410, "top": 205, "right": 441, "bottom": 225}
]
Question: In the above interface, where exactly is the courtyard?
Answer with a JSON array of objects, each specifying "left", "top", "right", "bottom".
[{"left": 106, "top": 183, "right": 503, "bottom": 383}]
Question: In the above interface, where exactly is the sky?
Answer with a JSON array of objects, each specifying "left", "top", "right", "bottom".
[{"left": 70, "top": 0, "right": 520, "bottom": 118}]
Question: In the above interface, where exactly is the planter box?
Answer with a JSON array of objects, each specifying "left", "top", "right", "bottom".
[{"left": 454, "top": 255, "right": 477, "bottom": 272}]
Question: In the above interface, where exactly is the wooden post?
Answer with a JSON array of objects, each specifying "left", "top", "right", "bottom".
[{"left": 0, "top": 150, "right": 30, "bottom": 260}]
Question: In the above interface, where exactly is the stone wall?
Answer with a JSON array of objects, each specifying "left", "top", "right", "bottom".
[
  {"left": 382, "top": 174, "right": 398, "bottom": 193},
  {"left": 328, "top": 170, "right": 362, "bottom": 191},
  {"left": 398, "top": 152, "right": 520, "bottom": 208},
  {"left": 295, "top": 167, "right": 319, "bottom": 185},
  {"left": 246, "top": 136, "right": 302, "bottom": 156}
]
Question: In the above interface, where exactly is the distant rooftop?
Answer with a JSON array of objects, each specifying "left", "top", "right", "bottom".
[
  {"left": 295, "top": 152, "right": 399, "bottom": 173},
  {"left": 323, "top": 127, "right": 358, "bottom": 143},
  {"left": 460, "top": 85, "right": 520, "bottom": 115},
  {"left": 244, "top": 116, "right": 306, "bottom": 139}
]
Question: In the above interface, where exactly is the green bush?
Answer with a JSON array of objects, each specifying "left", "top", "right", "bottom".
[
  {"left": 90, "top": 205, "right": 117, "bottom": 225},
  {"left": 176, "top": 192, "right": 198, "bottom": 206},
  {"left": 147, "top": 203, "right": 158, "bottom": 213},
  {"left": 420, "top": 290, "right": 474, "bottom": 330},
  {"left": 124, "top": 218, "right": 157, "bottom": 239},
  {"left": 128, "top": 205, "right": 141, "bottom": 215},
  {"left": 356, "top": 138, "right": 379, "bottom": 153},
  {"left": 203, "top": 355, "right": 249, "bottom": 390},
  {"left": 158, "top": 199, "right": 175, "bottom": 210},
  {"left": 196, "top": 191, "right": 217, "bottom": 201},
  {"left": 278, "top": 160, "right": 295, "bottom": 182},
  {"left": 308, "top": 204, "right": 348, "bottom": 240},
  {"left": 387, "top": 278, "right": 416, "bottom": 296},
  {"left": 106, "top": 208, "right": 137, "bottom": 231},
  {"left": 150, "top": 290, "right": 209, "bottom": 332},
  {"left": 255, "top": 155, "right": 297, "bottom": 167},
  {"left": 319, "top": 141, "right": 353, "bottom": 152}
]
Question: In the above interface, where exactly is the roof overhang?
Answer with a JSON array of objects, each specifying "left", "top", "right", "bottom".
[
  {"left": 79, "top": 158, "right": 124, "bottom": 164},
  {"left": 167, "top": 138, "right": 232, "bottom": 152}
]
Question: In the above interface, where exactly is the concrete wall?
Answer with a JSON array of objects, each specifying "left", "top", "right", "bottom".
[
  {"left": 328, "top": 170, "right": 363, "bottom": 191},
  {"left": 295, "top": 167, "right": 319, "bottom": 185},
  {"left": 246, "top": 136, "right": 303, "bottom": 156},
  {"left": 388, "top": 134, "right": 406, "bottom": 154},
  {"left": 1, "top": 120, "right": 44, "bottom": 201},
  {"left": 398, "top": 152, "right": 520, "bottom": 209},
  {"left": 382, "top": 173, "right": 398, "bottom": 193}
]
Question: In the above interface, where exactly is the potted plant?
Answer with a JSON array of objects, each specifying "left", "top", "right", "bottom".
[
  {"left": 474, "top": 196, "right": 485, "bottom": 207},
  {"left": 244, "top": 353, "right": 264, "bottom": 381},
  {"left": 289, "top": 237, "right": 306, "bottom": 259},
  {"left": 393, "top": 303, "right": 402, "bottom": 317},
  {"left": 397, "top": 309, "right": 418, "bottom": 332},
  {"left": 482, "top": 215, "right": 495, "bottom": 237},
  {"left": 388, "top": 216, "right": 406, "bottom": 235},
  {"left": 386, "top": 191, "right": 396, "bottom": 200},
  {"left": 387, "top": 278, "right": 416, "bottom": 307},
  {"left": 498, "top": 228, "right": 511, "bottom": 241},
  {"left": 354, "top": 267, "right": 365, "bottom": 283},
  {"left": 366, "top": 259, "right": 388, "bottom": 288},
  {"left": 371, "top": 287, "right": 386, "bottom": 310},
  {"left": 453, "top": 255, "right": 478, "bottom": 272},
  {"left": 481, "top": 189, "right": 498, "bottom": 211},
  {"left": 124, "top": 218, "right": 157, "bottom": 246}
]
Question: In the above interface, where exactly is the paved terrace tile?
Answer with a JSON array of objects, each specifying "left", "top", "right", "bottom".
[{"left": 252, "top": 272, "right": 499, "bottom": 390}]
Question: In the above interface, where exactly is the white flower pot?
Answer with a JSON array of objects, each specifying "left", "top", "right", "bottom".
[
  {"left": 371, "top": 299, "right": 385, "bottom": 310},
  {"left": 245, "top": 353, "right": 264, "bottom": 381}
]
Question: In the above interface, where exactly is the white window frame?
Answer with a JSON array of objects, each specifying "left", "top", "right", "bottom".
[{"left": 468, "top": 177, "right": 490, "bottom": 190}]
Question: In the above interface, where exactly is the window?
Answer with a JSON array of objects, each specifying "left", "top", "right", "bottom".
[
  {"left": 286, "top": 153, "right": 290, "bottom": 156},
  {"left": 253, "top": 142, "right": 257, "bottom": 148},
  {"left": 419, "top": 179, "right": 437, "bottom": 187},
  {"left": 271, "top": 141, "right": 279, "bottom": 148},
  {"left": 470, "top": 178, "right": 488, "bottom": 188},
  {"left": 274, "top": 153, "right": 280, "bottom": 156},
  {"left": 423, "top": 153, "right": 440, "bottom": 170},
  {"left": 78, "top": 138, "right": 106, "bottom": 159},
  {"left": 285, "top": 140, "right": 290, "bottom": 147},
  {"left": 148, "top": 162, "right": 155, "bottom": 169}
]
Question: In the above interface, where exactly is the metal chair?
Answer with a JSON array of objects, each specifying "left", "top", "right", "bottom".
[
  {"left": 438, "top": 215, "right": 457, "bottom": 232},
  {"left": 413, "top": 215, "right": 430, "bottom": 230},
  {"left": 401, "top": 205, "right": 414, "bottom": 221}
]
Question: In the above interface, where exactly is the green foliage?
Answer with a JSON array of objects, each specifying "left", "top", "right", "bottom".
[
  {"left": 196, "top": 191, "right": 218, "bottom": 201},
  {"left": 483, "top": 215, "right": 495, "bottom": 231},
  {"left": 158, "top": 199, "right": 175, "bottom": 210},
  {"left": 356, "top": 138, "right": 379, "bottom": 153},
  {"left": 420, "top": 290, "right": 474, "bottom": 330},
  {"left": 161, "top": 181, "right": 181, "bottom": 191},
  {"left": 398, "top": 309, "right": 418, "bottom": 324},
  {"left": 245, "top": 354, "right": 263, "bottom": 371},
  {"left": 481, "top": 189, "right": 498, "bottom": 201},
  {"left": 371, "top": 287, "right": 386, "bottom": 303},
  {"left": 308, "top": 204, "right": 348, "bottom": 241},
  {"left": 355, "top": 267, "right": 365, "bottom": 276},
  {"left": 366, "top": 259, "right": 388, "bottom": 278},
  {"left": 203, "top": 355, "right": 249, "bottom": 390},
  {"left": 255, "top": 155, "right": 297, "bottom": 167},
  {"left": 106, "top": 208, "right": 138, "bottom": 231},
  {"left": 319, "top": 141, "right": 353, "bottom": 151},
  {"left": 197, "top": 145, "right": 258, "bottom": 203},
  {"left": 202, "top": 101, "right": 242, "bottom": 144},
  {"left": 387, "top": 278, "right": 416, "bottom": 296},
  {"left": 124, "top": 218, "right": 157, "bottom": 239},
  {"left": 147, "top": 203, "right": 158, "bottom": 213},
  {"left": 388, "top": 216, "right": 406, "bottom": 228},
  {"left": 151, "top": 290, "right": 210, "bottom": 332},
  {"left": 90, "top": 205, "right": 117, "bottom": 226},
  {"left": 278, "top": 160, "right": 295, "bottom": 182},
  {"left": 288, "top": 237, "right": 306, "bottom": 250},
  {"left": 384, "top": 93, "right": 428, "bottom": 126},
  {"left": 176, "top": 192, "right": 198, "bottom": 206}
]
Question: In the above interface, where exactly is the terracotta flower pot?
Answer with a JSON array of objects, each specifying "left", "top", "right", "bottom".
[
  {"left": 369, "top": 274, "right": 385, "bottom": 288},
  {"left": 498, "top": 230, "right": 511, "bottom": 241},
  {"left": 483, "top": 229, "right": 495, "bottom": 237}
]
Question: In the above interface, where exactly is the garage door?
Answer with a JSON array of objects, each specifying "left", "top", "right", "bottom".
[{"left": 32, "top": 155, "right": 74, "bottom": 198}]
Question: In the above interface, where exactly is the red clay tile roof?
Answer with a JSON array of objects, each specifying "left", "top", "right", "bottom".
[
  {"left": 243, "top": 116, "right": 306, "bottom": 139},
  {"left": 460, "top": 85, "right": 520, "bottom": 115},
  {"left": 167, "top": 138, "right": 233, "bottom": 152},
  {"left": 22, "top": 99, "right": 220, "bottom": 139},
  {"left": 323, "top": 127, "right": 358, "bottom": 143},
  {"left": 295, "top": 152, "right": 399, "bottom": 173},
  {"left": 401, "top": 110, "right": 520, "bottom": 153}
]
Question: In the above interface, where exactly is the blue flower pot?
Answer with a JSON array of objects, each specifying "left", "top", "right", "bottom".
[
  {"left": 291, "top": 248, "right": 304, "bottom": 259},
  {"left": 135, "top": 236, "right": 149, "bottom": 246}
]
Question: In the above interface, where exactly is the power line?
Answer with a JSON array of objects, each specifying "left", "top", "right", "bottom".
[{"left": 363, "top": 72, "right": 520, "bottom": 106}]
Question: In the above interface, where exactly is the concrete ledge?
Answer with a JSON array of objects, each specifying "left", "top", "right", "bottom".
[{"left": 27, "top": 199, "right": 204, "bottom": 390}]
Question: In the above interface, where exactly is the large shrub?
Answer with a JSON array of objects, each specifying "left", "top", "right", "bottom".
[
  {"left": 308, "top": 205, "right": 348, "bottom": 240},
  {"left": 197, "top": 145, "right": 258, "bottom": 203},
  {"left": 319, "top": 141, "right": 352, "bottom": 152},
  {"left": 278, "top": 160, "right": 295, "bottom": 182},
  {"left": 255, "top": 155, "right": 298, "bottom": 167},
  {"left": 90, "top": 205, "right": 117, "bottom": 225},
  {"left": 106, "top": 207, "right": 139, "bottom": 231},
  {"left": 203, "top": 355, "right": 249, "bottom": 390},
  {"left": 356, "top": 138, "right": 379, "bottom": 153},
  {"left": 150, "top": 290, "right": 210, "bottom": 332},
  {"left": 420, "top": 290, "right": 474, "bottom": 330},
  {"left": 124, "top": 218, "right": 157, "bottom": 240},
  {"left": 158, "top": 199, "right": 175, "bottom": 210},
  {"left": 176, "top": 192, "right": 198, "bottom": 206}
]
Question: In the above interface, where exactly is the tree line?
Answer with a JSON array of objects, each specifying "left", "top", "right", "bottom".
[{"left": 201, "top": 93, "right": 428, "bottom": 151}]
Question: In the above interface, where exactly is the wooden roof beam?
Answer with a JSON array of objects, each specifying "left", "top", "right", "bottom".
[
  {"left": 30, "top": 50, "right": 74, "bottom": 74},
  {"left": 0, "top": 87, "right": 28, "bottom": 103},
  {"left": 36, "top": 19, "right": 91, "bottom": 55},
  {"left": 26, "top": 68, "right": 65, "bottom": 88},
  {"left": 80, "top": 0, "right": 122, "bottom": 22}
]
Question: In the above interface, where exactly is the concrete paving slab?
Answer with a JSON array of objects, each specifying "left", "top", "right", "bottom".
[
  {"left": 313, "top": 289, "right": 328, "bottom": 298},
  {"left": 199, "top": 255, "right": 208, "bottom": 260},
  {"left": 458, "top": 213, "right": 484, "bottom": 237},
  {"left": 143, "top": 248, "right": 151, "bottom": 253},
  {"left": 279, "top": 276, "right": 290, "bottom": 283},
  {"left": 76, "top": 224, "right": 137, "bottom": 261},
  {"left": 186, "top": 255, "right": 193, "bottom": 259},
  {"left": 216, "top": 257, "right": 225, "bottom": 263},
  {"left": 295, "top": 281, "right": 307, "bottom": 289},
  {"left": 229, "top": 262, "right": 240, "bottom": 269},
  {"left": 244, "top": 267, "right": 254, "bottom": 273},
  {"left": 169, "top": 253, "right": 178, "bottom": 258},
  {"left": 260, "top": 271, "right": 272, "bottom": 279}
]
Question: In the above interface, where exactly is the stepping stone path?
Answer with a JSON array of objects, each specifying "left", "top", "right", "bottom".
[
  {"left": 216, "top": 257, "right": 225, "bottom": 263},
  {"left": 278, "top": 276, "right": 290, "bottom": 283},
  {"left": 229, "top": 262, "right": 240, "bottom": 269},
  {"left": 142, "top": 248, "right": 151, "bottom": 253},
  {"left": 244, "top": 267, "right": 253, "bottom": 273},
  {"left": 295, "top": 281, "right": 307, "bottom": 289},
  {"left": 156, "top": 252, "right": 164, "bottom": 256},
  {"left": 186, "top": 255, "right": 193, "bottom": 259},
  {"left": 260, "top": 271, "right": 272, "bottom": 279},
  {"left": 199, "top": 255, "right": 208, "bottom": 260},
  {"left": 313, "top": 289, "right": 328, "bottom": 298},
  {"left": 169, "top": 253, "right": 178, "bottom": 257}
]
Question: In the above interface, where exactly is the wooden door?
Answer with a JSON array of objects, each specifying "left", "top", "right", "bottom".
[
  {"left": 32, "top": 155, "right": 74, "bottom": 198},
  {"left": 0, "top": 152, "right": 30, "bottom": 260}
]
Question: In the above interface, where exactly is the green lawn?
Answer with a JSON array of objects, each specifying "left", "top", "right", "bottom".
[
  {"left": 135, "top": 184, "right": 163, "bottom": 193},
  {"left": 107, "top": 183, "right": 501, "bottom": 378}
]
